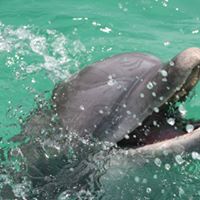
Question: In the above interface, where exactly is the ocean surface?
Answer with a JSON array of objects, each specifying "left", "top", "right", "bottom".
[{"left": 1, "top": 0, "right": 200, "bottom": 199}]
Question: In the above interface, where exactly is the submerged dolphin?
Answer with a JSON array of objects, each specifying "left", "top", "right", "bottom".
[{"left": 6, "top": 47, "right": 200, "bottom": 199}]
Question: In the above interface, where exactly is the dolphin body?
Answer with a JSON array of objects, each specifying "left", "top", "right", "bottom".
[{"left": 5, "top": 47, "right": 200, "bottom": 199}]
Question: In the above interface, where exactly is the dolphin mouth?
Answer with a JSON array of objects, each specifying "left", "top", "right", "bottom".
[
  {"left": 125, "top": 127, "right": 200, "bottom": 156},
  {"left": 117, "top": 129, "right": 187, "bottom": 149},
  {"left": 117, "top": 116, "right": 200, "bottom": 149}
]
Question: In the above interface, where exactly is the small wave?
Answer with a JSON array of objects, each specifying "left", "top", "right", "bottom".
[{"left": 0, "top": 21, "right": 88, "bottom": 82}]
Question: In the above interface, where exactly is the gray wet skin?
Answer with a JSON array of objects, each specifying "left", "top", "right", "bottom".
[{"left": 53, "top": 47, "right": 200, "bottom": 144}]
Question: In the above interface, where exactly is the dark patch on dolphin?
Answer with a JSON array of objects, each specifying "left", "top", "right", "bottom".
[{"left": 4, "top": 47, "right": 200, "bottom": 199}]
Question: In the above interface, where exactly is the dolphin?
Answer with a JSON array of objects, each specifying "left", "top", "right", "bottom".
[{"left": 4, "top": 47, "right": 200, "bottom": 199}]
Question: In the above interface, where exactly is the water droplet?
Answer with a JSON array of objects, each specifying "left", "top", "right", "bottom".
[
  {"left": 186, "top": 124, "right": 194, "bottom": 133},
  {"left": 160, "top": 69, "right": 168, "bottom": 77},
  {"left": 153, "top": 81, "right": 157, "bottom": 86},
  {"left": 134, "top": 176, "right": 140, "bottom": 183},
  {"left": 175, "top": 155, "right": 185, "bottom": 165},
  {"left": 124, "top": 134, "right": 130, "bottom": 139},
  {"left": 153, "top": 107, "right": 159, "bottom": 113},
  {"left": 192, "top": 29, "right": 199, "bottom": 34},
  {"left": 167, "top": 118, "right": 175, "bottom": 126},
  {"left": 142, "top": 178, "right": 147, "bottom": 184},
  {"left": 107, "top": 75, "right": 117, "bottom": 86},
  {"left": 162, "top": 78, "right": 167, "bottom": 82},
  {"left": 178, "top": 187, "right": 185, "bottom": 197},
  {"left": 159, "top": 96, "right": 164, "bottom": 101},
  {"left": 146, "top": 187, "right": 152, "bottom": 194},
  {"left": 178, "top": 105, "right": 187, "bottom": 116},
  {"left": 107, "top": 79, "right": 116, "bottom": 86},
  {"left": 140, "top": 93, "right": 145, "bottom": 98},
  {"left": 153, "top": 121, "right": 157, "bottom": 126},
  {"left": 105, "top": 106, "right": 109, "bottom": 110},
  {"left": 152, "top": 92, "right": 156, "bottom": 97},
  {"left": 154, "top": 158, "right": 162, "bottom": 167},
  {"left": 126, "top": 110, "right": 132, "bottom": 115},
  {"left": 175, "top": 95, "right": 180, "bottom": 100},
  {"left": 146, "top": 82, "right": 154, "bottom": 90},
  {"left": 123, "top": 104, "right": 127, "bottom": 108},
  {"left": 80, "top": 105, "right": 85, "bottom": 111},
  {"left": 138, "top": 122, "right": 142, "bottom": 126},
  {"left": 163, "top": 41, "right": 170, "bottom": 46},
  {"left": 105, "top": 130, "right": 109, "bottom": 135},
  {"left": 133, "top": 114, "right": 136, "bottom": 118},
  {"left": 192, "top": 151, "right": 200, "bottom": 160},
  {"left": 99, "top": 110, "right": 104, "bottom": 114},
  {"left": 165, "top": 163, "right": 171, "bottom": 170},
  {"left": 176, "top": 87, "right": 181, "bottom": 91},
  {"left": 162, "top": 2, "right": 168, "bottom": 7},
  {"left": 169, "top": 61, "right": 175, "bottom": 66},
  {"left": 31, "top": 78, "right": 36, "bottom": 83},
  {"left": 100, "top": 27, "right": 112, "bottom": 33},
  {"left": 117, "top": 84, "right": 122, "bottom": 89},
  {"left": 153, "top": 174, "right": 158, "bottom": 179},
  {"left": 69, "top": 167, "right": 74, "bottom": 172}
]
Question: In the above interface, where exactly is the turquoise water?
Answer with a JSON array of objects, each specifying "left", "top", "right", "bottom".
[{"left": 1, "top": 0, "right": 200, "bottom": 199}]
